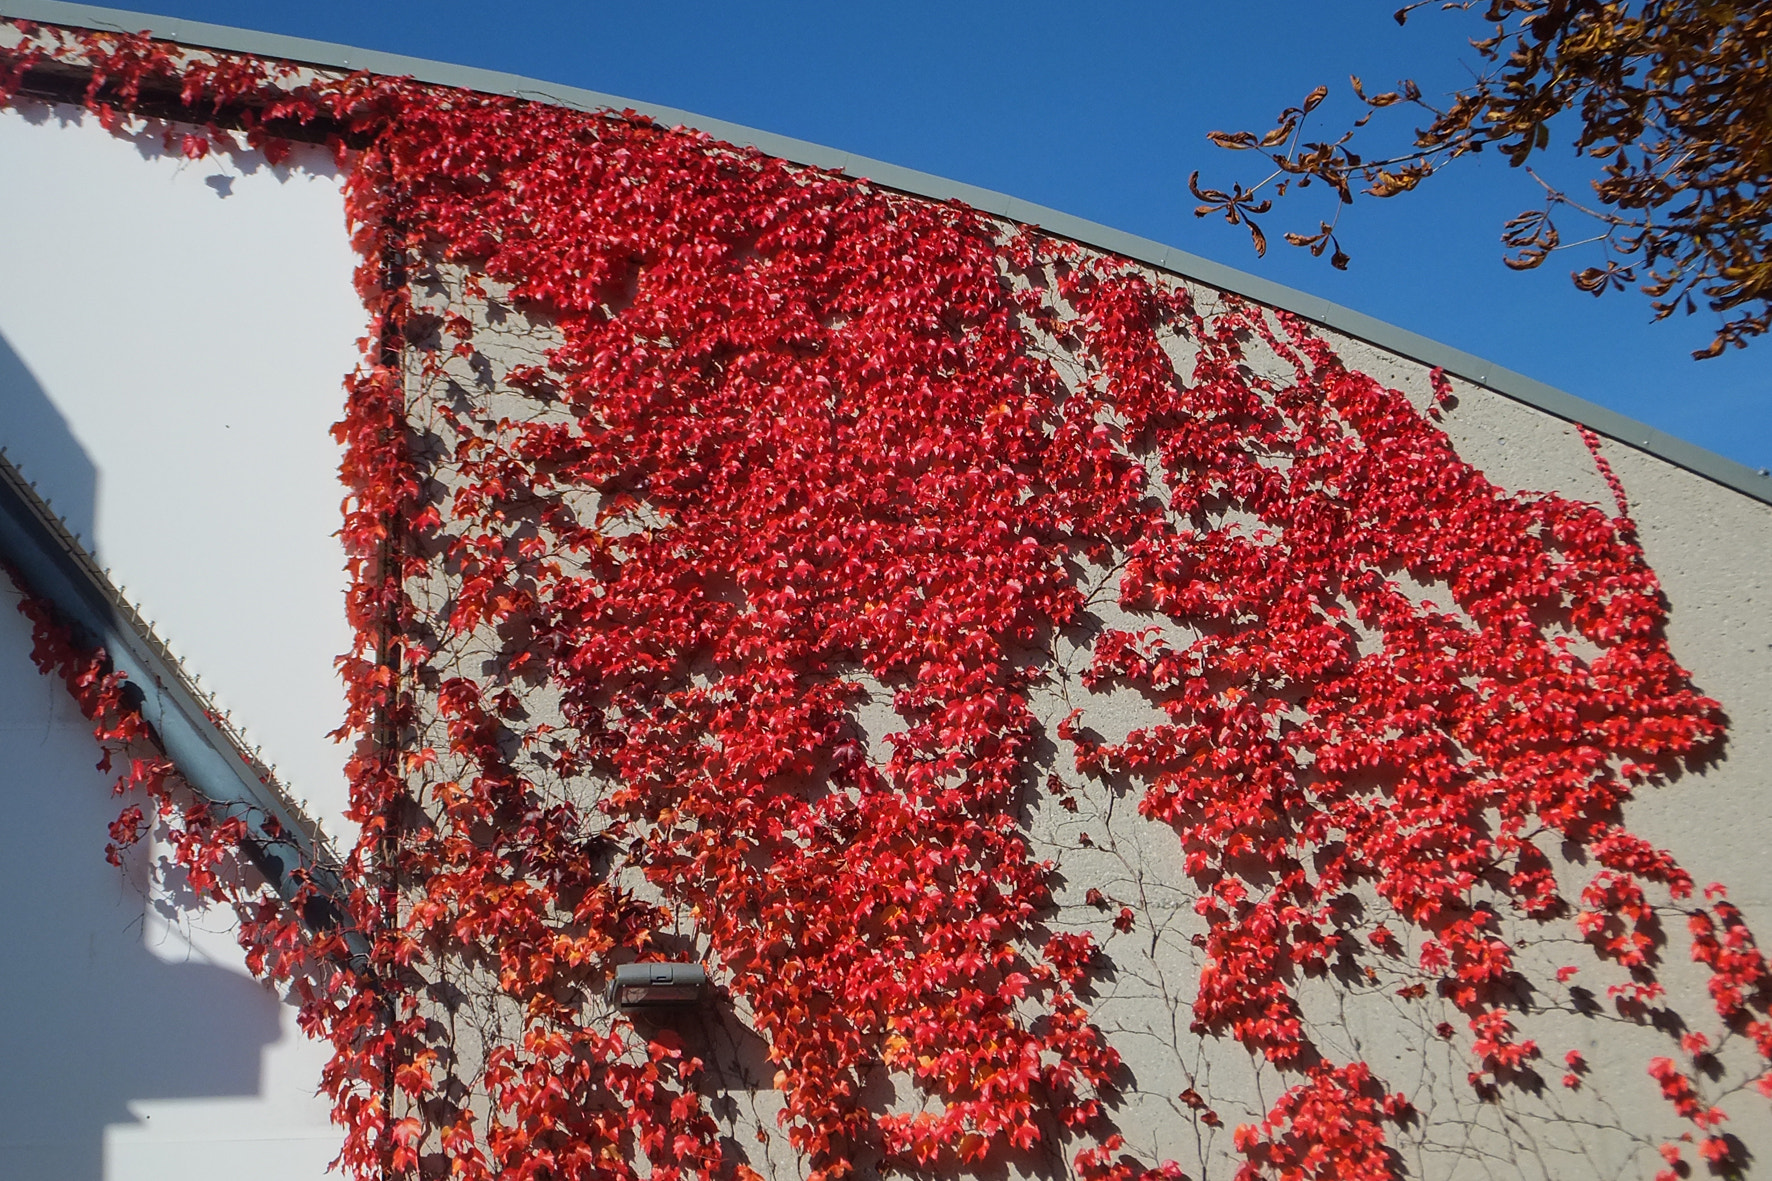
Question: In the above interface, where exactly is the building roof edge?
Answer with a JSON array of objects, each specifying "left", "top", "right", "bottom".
[{"left": 6, "top": 0, "right": 1768, "bottom": 506}]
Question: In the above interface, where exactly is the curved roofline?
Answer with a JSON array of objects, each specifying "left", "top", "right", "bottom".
[{"left": 6, "top": 0, "right": 1769, "bottom": 506}]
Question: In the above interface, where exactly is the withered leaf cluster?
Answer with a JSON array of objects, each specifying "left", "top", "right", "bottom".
[{"left": 1193, "top": 1, "right": 1772, "bottom": 358}]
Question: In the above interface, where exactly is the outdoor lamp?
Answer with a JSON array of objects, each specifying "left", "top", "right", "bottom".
[{"left": 608, "top": 961, "right": 706, "bottom": 1010}]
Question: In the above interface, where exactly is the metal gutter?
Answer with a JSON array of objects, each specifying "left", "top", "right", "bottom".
[
  {"left": 0, "top": 447, "right": 360, "bottom": 946},
  {"left": 2, "top": 0, "right": 1768, "bottom": 507}
]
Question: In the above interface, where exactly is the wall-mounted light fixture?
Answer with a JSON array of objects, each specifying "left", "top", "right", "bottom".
[{"left": 608, "top": 962, "right": 706, "bottom": 1011}]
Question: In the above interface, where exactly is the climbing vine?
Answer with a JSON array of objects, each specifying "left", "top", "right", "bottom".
[
  {"left": 4, "top": 17, "right": 1770, "bottom": 1181},
  {"left": 1, "top": 566, "right": 368, "bottom": 1057}
]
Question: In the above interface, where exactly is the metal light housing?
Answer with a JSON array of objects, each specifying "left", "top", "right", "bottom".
[{"left": 608, "top": 961, "right": 706, "bottom": 1011}]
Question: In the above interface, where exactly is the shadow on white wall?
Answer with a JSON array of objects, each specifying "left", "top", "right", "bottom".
[
  {"left": 0, "top": 99, "right": 355, "bottom": 1181},
  {"left": 0, "top": 328, "right": 96, "bottom": 543},
  {"left": 0, "top": 575, "right": 338, "bottom": 1179}
]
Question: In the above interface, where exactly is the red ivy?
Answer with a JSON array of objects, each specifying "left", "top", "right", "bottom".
[
  {"left": 2, "top": 566, "right": 363, "bottom": 1041},
  {"left": 5, "top": 18, "right": 1771, "bottom": 1181}
]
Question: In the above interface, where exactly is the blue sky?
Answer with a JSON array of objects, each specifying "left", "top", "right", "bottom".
[{"left": 104, "top": 1, "right": 1769, "bottom": 473}]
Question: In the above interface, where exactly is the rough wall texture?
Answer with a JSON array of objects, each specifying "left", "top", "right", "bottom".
[
  {"left": 5, "top": 22, "right": 1766, "bottom": 1179},
  {"left": 396, "top": 241, "right": 1772, "bottom": 1181}
]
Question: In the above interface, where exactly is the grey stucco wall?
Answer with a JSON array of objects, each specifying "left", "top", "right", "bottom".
[
  {"left": 5, "top": 12, "right": 1765, "bottom": 1175},
  {"left": 394, "top": 234, "right": 1772, "bottom": 1181},
  {"left": 1020, "top": 309, "right": 1772, "bottom": 1179}
]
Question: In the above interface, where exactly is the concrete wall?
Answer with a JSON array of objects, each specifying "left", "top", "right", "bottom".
[
  {"left": 1024, "top": 289, "right": 1772, "bottom": 1180},
  {"left": 403, "top": 250, "right": 1772, "bottom": 1181},
  {"left": 0, "top": 102, "right": 356, "bottom": 1179},
  {"left": 0, "top": 100, "right": 358, "bottom": 833},
  {"left": 1, "top": 83, "right": 1768, "bottom": 1181}
]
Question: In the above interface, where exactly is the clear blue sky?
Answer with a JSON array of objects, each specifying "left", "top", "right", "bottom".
[{"left": 108, "top": 1, "right": 1769, "bottom": 474}]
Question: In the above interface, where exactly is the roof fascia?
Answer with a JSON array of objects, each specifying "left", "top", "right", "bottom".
[
  {"left": 4, "top": 0, "right": 1768, "bottom": 508},
  {"left": 0, "top": 448, "right": 359, "bottom": 948}
]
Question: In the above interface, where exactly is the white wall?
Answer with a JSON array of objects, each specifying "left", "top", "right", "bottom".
[
  {"left": 0, "top": 101, "right": 360, "bottom": 833},
  {"left": 0, "top": 582, "right": 341, "bottom": 1181},
  {"left": 0, "top": 103, "right": 357, "bottom": 1179}
]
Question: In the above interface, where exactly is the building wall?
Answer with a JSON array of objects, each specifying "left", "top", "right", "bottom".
[
  {"left": 1335, "top": 329, "right": 1772, "bottom": 928},
  {"left": 0, "top": 100, "right": 359, "bottom": 833},
  {"left": 0, "top": 103, "right": 355, "bottom": 1180},
  {"left": 1029, "top": 304, "right": 1772, "bottom": 1179},
  {"left": 401, "top": 253, "right": 1772, "bottom": 1180},
  {"left": 1, "top": 84, "right": 1770, "bottom": 1181}
]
